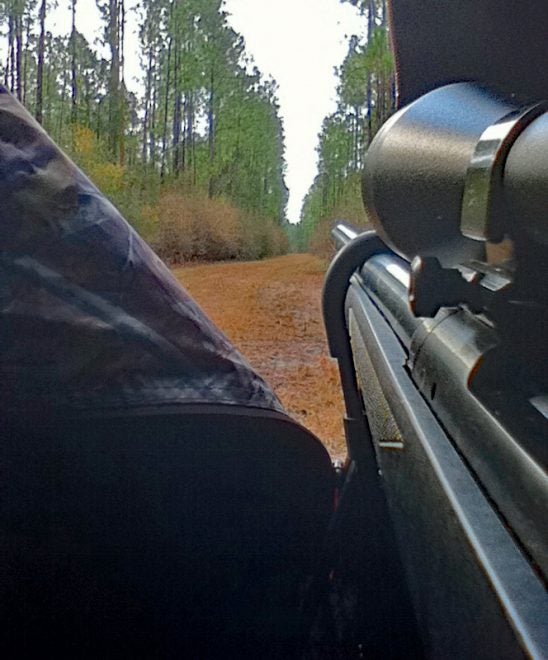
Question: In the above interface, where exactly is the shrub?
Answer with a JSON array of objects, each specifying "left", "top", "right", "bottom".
[
  {"left": 306, "top": 173, "right": 371, "bottom": 258},
  {"left": 239, "top": 212, "right": 289, "bottom": 261},
  {"left": 66, "top": 131, "right": 288, "bottom": 264},
  {"left": 149, "top": 191, "right": 287, "bottom": 264}
]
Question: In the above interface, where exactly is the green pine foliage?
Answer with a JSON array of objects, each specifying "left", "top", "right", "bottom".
[
  {"left": 299, "top": 0, "right": 394, "bottom": 254},
  {"left": 0, "top": 0, "right": 288, "bottom": 261}
]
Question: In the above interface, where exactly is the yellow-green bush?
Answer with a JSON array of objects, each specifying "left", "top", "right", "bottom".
[
  {"left": 71, "top": 126, "right": 125, "bottom": 198},
  {"left": 146, "top": 191, "right": 288, "bottom": 263},
  {"left": 68, "top": 128, "right": 287, "bottom": 263},
  {"left": 300, "top": 172, "right": 371, "bottom": 258},
  {"left": 238, "top": 211, "right": 288, "bottom": 260}
]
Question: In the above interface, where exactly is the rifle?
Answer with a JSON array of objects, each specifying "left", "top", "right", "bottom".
[{"left": 322, "top": 82, "right": 548, "bottom": 658}]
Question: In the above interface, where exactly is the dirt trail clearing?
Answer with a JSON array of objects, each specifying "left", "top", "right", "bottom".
[{"left": 173, "top": 254, "right": 346, "bottom": 459}]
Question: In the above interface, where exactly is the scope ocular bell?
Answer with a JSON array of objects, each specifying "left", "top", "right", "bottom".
[{"left": 362, "top": 82, "right": 548, "bottom": 268}]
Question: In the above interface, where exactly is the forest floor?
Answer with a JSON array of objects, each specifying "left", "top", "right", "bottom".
[{"left": 172, "top": 253, "right": 347, "bottom": 459}]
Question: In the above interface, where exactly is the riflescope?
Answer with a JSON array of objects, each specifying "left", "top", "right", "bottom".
[{"left": 363, "top": 82, "right": 548, "bottom": 271}]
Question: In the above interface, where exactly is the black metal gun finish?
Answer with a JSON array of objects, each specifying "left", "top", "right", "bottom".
[{"left": 324, "top": 223, "right": 548, "bottom": 659}]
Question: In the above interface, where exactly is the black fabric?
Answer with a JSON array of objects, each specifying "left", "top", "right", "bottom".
[
  {"left": 1, "top": 410, "right": 333, "bottom": 658},
  {"left": 390, "top": 0, "right": 548, "bottom": 106}
]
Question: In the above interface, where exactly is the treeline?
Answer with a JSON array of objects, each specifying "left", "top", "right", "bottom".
[
  {"left": 0, "top": 0, "right": 289, "bottom": 261},
  {"left": 298, "top": 0, "right": 394, "bottom": 253}
]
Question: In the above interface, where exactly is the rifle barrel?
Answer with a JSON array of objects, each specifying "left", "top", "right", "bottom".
[
  {"left": 359, "top": 254, "right": 419, "bottom": 350},
  {"left": 331, "top": 222, "right": 360, "bottom": 250},
  {"left": 330, "top": 223, "right": 418, "bottom": 350}
]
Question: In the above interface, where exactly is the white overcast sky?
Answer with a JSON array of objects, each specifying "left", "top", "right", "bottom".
[
  {"left": 39, "top": 0, "right": 364, "bottom": 223},
  {"left": 224, "top": 0, "right": 364, "bottom": 222}
]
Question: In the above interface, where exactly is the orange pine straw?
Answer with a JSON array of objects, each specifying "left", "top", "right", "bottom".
[{"left": 173, "top": 254, "right": 346, "bottom": 459}]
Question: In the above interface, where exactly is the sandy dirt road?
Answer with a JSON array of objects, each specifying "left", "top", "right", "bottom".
[{"left": 173, "top": 254, "right": 346, "bottom": 459}]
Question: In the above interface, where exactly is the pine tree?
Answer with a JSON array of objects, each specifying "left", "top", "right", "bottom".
[{"left": 300, "top": 0, "right": 394, "bottom": 244}]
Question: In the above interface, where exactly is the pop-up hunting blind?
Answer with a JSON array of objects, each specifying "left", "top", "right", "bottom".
[{"left": 2, "top": 0, "right": 548, "bottom": 657}]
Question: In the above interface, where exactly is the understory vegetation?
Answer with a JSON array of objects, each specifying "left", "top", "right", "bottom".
[
  {"left": 0, "top": 0, "right": 288, "bottom": 261},
  {"left": 147, "top": 192, "right": 288, "bottom": 263},
  {"left": 0, "top": 0, "right": 394, "bottom": 260}
]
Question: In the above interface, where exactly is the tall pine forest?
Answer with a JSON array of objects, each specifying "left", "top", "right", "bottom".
[
  {"left": 0, "top": 0, "right": 394, "bottom": 260},
  {"left": 0, "top": 0, "right": 288, "bottom": 261},
  {"left": 299, "top": 0, "right": 394, "bottom": 254}
]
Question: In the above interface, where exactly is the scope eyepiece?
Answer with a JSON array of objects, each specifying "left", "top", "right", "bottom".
[{"left": 362, "top": 82, "right": 548, "bottom": 269}]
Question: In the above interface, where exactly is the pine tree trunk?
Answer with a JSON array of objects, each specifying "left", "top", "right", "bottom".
[
  {"left": 366, "top": 72, "right": 373, "bottom": 144},
  {"left": 119, "top": 0, "right": 125, "bottom": 165},
  {"left": 368, "top": 0, "right": 375, "bottom": 38},
  {"left": 160, "top": 34, "right": 172, "bottom": 180},
  {"left": 8, "top": 16, "right": 15, "bottom": 92},
  {"left": 207, "top": 69, "right": 215, "bottom": 198},
  {"left": 142, "top": 47, "right": 153, "bottom": 166},
  {"left": 173, "top": 91, "right": 182, "bottom": 174},
  {"left": 22, "top": 14, "right": 31, "bottom": 105},
  {"left": 15, "top": 14, "right": 23, "bottom": 100},
  {"left": 108, "top": 0, "right": 120, "bottom": 160},
  {"left": 181, "top": 95, "right": 187, "bottom": 173},
  {"left": 150, "top": 76, "right": 157, "bottom": 168},
  {"left": 71, "top": 0, "right": 78, "bottom": 125},
  {"left": 189, "top": 93, "right": 196, "bottom": 186},
  {"left": 35, "top": 0, "right": 46, "bottom": 122},
  {"left": 172, "top": 44, "right": 181, "bottom": 175}
]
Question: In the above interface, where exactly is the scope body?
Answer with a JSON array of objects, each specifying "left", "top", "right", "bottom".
[{"left": 363, "top": 82, "right": 548, "bottom": 267}]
